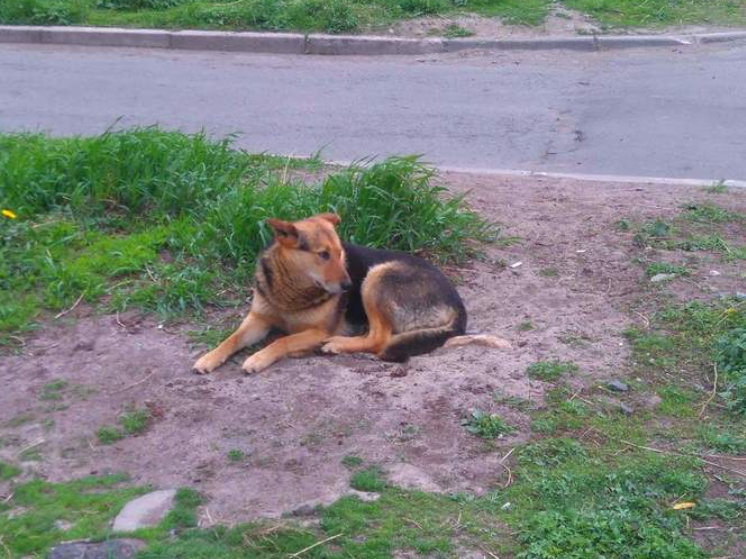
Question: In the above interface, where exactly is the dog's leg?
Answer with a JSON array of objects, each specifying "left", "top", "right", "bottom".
[
  {"left": 193, "top": 312, "right": 270, "bottom": 374},
  {"left": 321, "top": 307, "right": 392, "bottom": 356},
  {"left": 242, "top": 328, "right": 328, "bottom": 374}
]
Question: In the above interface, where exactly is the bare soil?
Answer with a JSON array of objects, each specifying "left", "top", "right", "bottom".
[
  {"left": 2, "top": 174, "right": 745, "bottom": 525},
  {"left": 378, "top": 6, "right": 600, "bottom": 39}
]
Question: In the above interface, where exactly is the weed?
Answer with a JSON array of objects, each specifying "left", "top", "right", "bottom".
[
  {"left": 38, "top": 379, "right": 69, "bottom": 401},
  {"left": 704, "top": 181, "right": 728, "bottom": 194},
  {"left": 518, "top": 437, "right": 587, "bottom": 467},
  {"left": 342, "top": 455, "right": 364, "bottom": 468},
  {"left": 0, "top": 460, "right": 21, "bottom": 480},
  {"left": 227, "top": 449, "right": 245, "bottom": 462},
  {"left": 6, "top": 413, "right": 35, "bottom": 428},
  {"left": 505, "top": 449, "right": 709, "bottom": 559},
  {"left": 715, "top": 327, "right": 746, "bottom": 414},
  {"left": 516, "top": 321, "right": 534, "bottom": 332},
  {"left": 658, "top": 385, "right": 699, "bottom": 418},
  {"left": 120, "top": 408, "right": 151, "bottom": 435},
  {"left": 462, "top": 409, "right": 515, "bottom": 438},
  {"left": 97, "top": 426, "right": 124, "bottom": 445},
  {"left": 350, "top": 466, "right": 387, "bottom": 492},
  {"left": 645, "top": 262, "right": 690, "bottom": 278},
  {"left": 616, "top": 218, "right": 631, "bottom": 231},
  {"left": 682, "top": 201, "right": 740, "bottom": 224},
  {"left": 526, "top": 359, "right": 578, "bottom": 382},
  {"left": 697, "top": 425, "right": 746, "bottom": 455}
]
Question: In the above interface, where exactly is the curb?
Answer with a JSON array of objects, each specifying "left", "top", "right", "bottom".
[{"left": 1, "top": 25, "right": 746, "bottom": 55}]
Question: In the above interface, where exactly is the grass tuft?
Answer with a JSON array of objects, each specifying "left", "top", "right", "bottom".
[
  {"left": 1, "top": 128, "right": 493, "bottom": 345},
  {"left": 526, "top": 359, "right": 578, "bottom": 381}
]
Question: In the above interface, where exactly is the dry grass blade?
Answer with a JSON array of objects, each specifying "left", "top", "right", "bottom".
[{"left": 288, "top": 533, "right": 342, "bottom": 558}]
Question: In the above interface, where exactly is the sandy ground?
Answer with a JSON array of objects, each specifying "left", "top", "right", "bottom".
[
  {"left": 1, "top": 174, "right": 745, "bottom": 525},
  {"left": 367, "top": 4, "right": 739, "bottom": 39}
]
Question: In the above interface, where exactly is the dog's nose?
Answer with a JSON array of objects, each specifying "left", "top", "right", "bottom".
[{"left": 341, "top": 280, "right": 352, "bottom": 291}]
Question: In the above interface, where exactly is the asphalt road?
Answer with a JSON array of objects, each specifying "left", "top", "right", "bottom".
[{"left": 1, "top": 42, "right": 745, "bottom": 180}]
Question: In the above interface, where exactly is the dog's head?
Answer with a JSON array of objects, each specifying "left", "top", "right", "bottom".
[{"left": 266, "top": 213, "right": 352, "bottom": 294}]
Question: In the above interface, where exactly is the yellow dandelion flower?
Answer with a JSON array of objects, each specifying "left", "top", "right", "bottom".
[
  {"left": 727, "top": 308, "right": 737, "bottom": 315},
  {"left": 1, "top": 209, "right": 17, "bottom": 220}
]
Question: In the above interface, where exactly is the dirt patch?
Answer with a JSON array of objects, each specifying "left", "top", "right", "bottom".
[
  {"left": 374, "top": 6, "right": 600, "bottom": 39},
  {"left": 2, "top": 174, "right": 745, "bottom": 525}
]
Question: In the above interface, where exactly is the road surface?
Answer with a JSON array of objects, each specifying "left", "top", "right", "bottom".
[{"left": 1, "top": 42, "right": 745, "bottom": 180}]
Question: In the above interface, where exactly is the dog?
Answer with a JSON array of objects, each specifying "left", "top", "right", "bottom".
[{"left": 193, "top": 212, "right": 509, "bottom": 375}]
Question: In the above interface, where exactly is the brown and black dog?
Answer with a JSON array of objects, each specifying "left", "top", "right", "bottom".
[{"left": 193, "top": 212, "right": 509, "bottom": 374}]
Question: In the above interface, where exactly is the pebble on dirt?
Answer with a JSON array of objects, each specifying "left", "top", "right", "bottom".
[
  {"left": 112, "top": 489, "right": 176, "bottom": 532},
  {"left": 607, "top": 380, "right": 630, "bottom": 392}
]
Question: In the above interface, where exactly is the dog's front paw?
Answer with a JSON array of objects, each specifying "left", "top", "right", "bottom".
[
  {"left": 321, "top": 338, "right": 346, "bottom": 355},
  {"left": 193, "top": 352, "right": 223, "bottom": 374},
  {"left": 242, "top": 353, "right": 272, "bottom": 374}
]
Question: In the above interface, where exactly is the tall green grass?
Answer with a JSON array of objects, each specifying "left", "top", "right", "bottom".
[{"left": 0, "top": 127, "right": 493, "bottom": 344}]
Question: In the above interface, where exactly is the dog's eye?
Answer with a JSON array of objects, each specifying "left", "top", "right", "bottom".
[{"left": 318, "top": 250, "right": 330, "bottom": 261}]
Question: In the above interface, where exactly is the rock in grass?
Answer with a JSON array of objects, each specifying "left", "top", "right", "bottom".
[
  {"left": 607, "top": 380, "right": 629, "bottom": 392},
  {"left": 619, "top": 403, "right": 635, "bottom": 416},
  {"left": 650, "top": 273, "right": 677, "bottom": 283},
  {"left": 47, "top": 539, "right": 145, "bottom": 559},
  {"left": 112, "top": 489, "right": 176, "bottom": 532}
]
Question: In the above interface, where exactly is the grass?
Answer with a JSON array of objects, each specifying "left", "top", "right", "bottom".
[
  {"left": 0, "top": 0, "right": 553, "bottom": 32},
  {"left": 563, "top": 0, "right": 746, "bottom": 29},
  {"left": 526, "top": 359, "right": 578, "bottom": 381},
  {"left": 350, "top": 466, "right": 387, "bottom": 492},
  {"left": 0, "top": 460, "right": 21, "bottom": 480},
  {"left": 0, "top": 474, "right": 147, "bottom": 557},
  {"left": 631, "top": 207, "right": 746, "bottom": 263},
  {"left": 227, "top": 449, "right": 245, "bottom": 462},
  {"left": 97, "top": 406, "right": 151, "bottom": 444},
  {"left": 461, "top": 409, "right": 515, "bottom": 438},
  {"left": 2, "top": 0, "right": 745, "bottom": 33},
  {"left": 0, "top": 127, "right": 494, "bottom": 348},
  {"left": 645, "top": 261, "right": 690, "bottom": 278}
]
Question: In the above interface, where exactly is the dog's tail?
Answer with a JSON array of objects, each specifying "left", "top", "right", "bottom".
[{"left": 379, "top": 307, "right": 511, "bottom": 362}]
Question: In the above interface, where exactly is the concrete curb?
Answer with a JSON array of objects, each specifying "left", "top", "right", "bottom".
[{"left": 1, "top": 25, "right": 745, "bottom": 55}]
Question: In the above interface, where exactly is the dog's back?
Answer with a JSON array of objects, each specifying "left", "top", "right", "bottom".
[{"left": 341, "top": 243, "right": 467, "bottom": 362}]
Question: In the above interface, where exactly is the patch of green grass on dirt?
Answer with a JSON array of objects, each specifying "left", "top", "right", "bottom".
[
  {"left": 0, "top": 474, "right": 147, "bottom": 557},
  {"left": 350, "top": 466, "right": 387, "bottom": 492},
  {"left": 97, "top": 406, "right": 152, "bottom": 444},
  {"left": 0, "top": 460, "right": 22, "bottom": 480},
  {"left": 526, "top": 359, "right": 578, "bottom": 381},
  {"left": 1, "top": 127, "right": 494, "bottom": 348},
  {"left": 562, "top": 0, "right": 746, "bottom": 29},
  {"left": 461, "top": 409, "right": 515, "bottom": 439},
  {"left": 631, "top": 202, "right": 746, "bottom": 265}
]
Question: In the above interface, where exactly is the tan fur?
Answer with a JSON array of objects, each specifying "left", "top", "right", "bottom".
[
  {"left": 193, "top": 213, "right": 511, "bottom": 375},
  {"left": 193, "top": 213, "right": 350, "bottom": 374}
]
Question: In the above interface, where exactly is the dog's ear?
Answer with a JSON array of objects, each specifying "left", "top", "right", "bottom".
[
  {"left": 266, "top": 218, "right": 299, "bottom": 247},
  {"left": 317, "top": 213, "right": 341, "bottom": 226}
]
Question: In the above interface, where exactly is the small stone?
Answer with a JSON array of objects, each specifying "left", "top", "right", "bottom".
[
  {"left": 709, "top": 270, "right": 721, "bottom": 276},
  {"left": 650, "top": 273, "right": 676, "bottom": 283},
  {"left": 607, "top": 380, "right": 629, "bottom": 392},
  {"left": 619, "top": 403, "right": 634, "bottom": 416},
  {"left": 112, "top": 490, "right": 176, "bottom": 532},
  {"left": 47, "top": 539, "right": 145, "bottom": 559}
]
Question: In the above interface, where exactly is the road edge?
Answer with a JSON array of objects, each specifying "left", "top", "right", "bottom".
[{"left": 1, "top": 25, "right": 746, "bottom": 55}]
